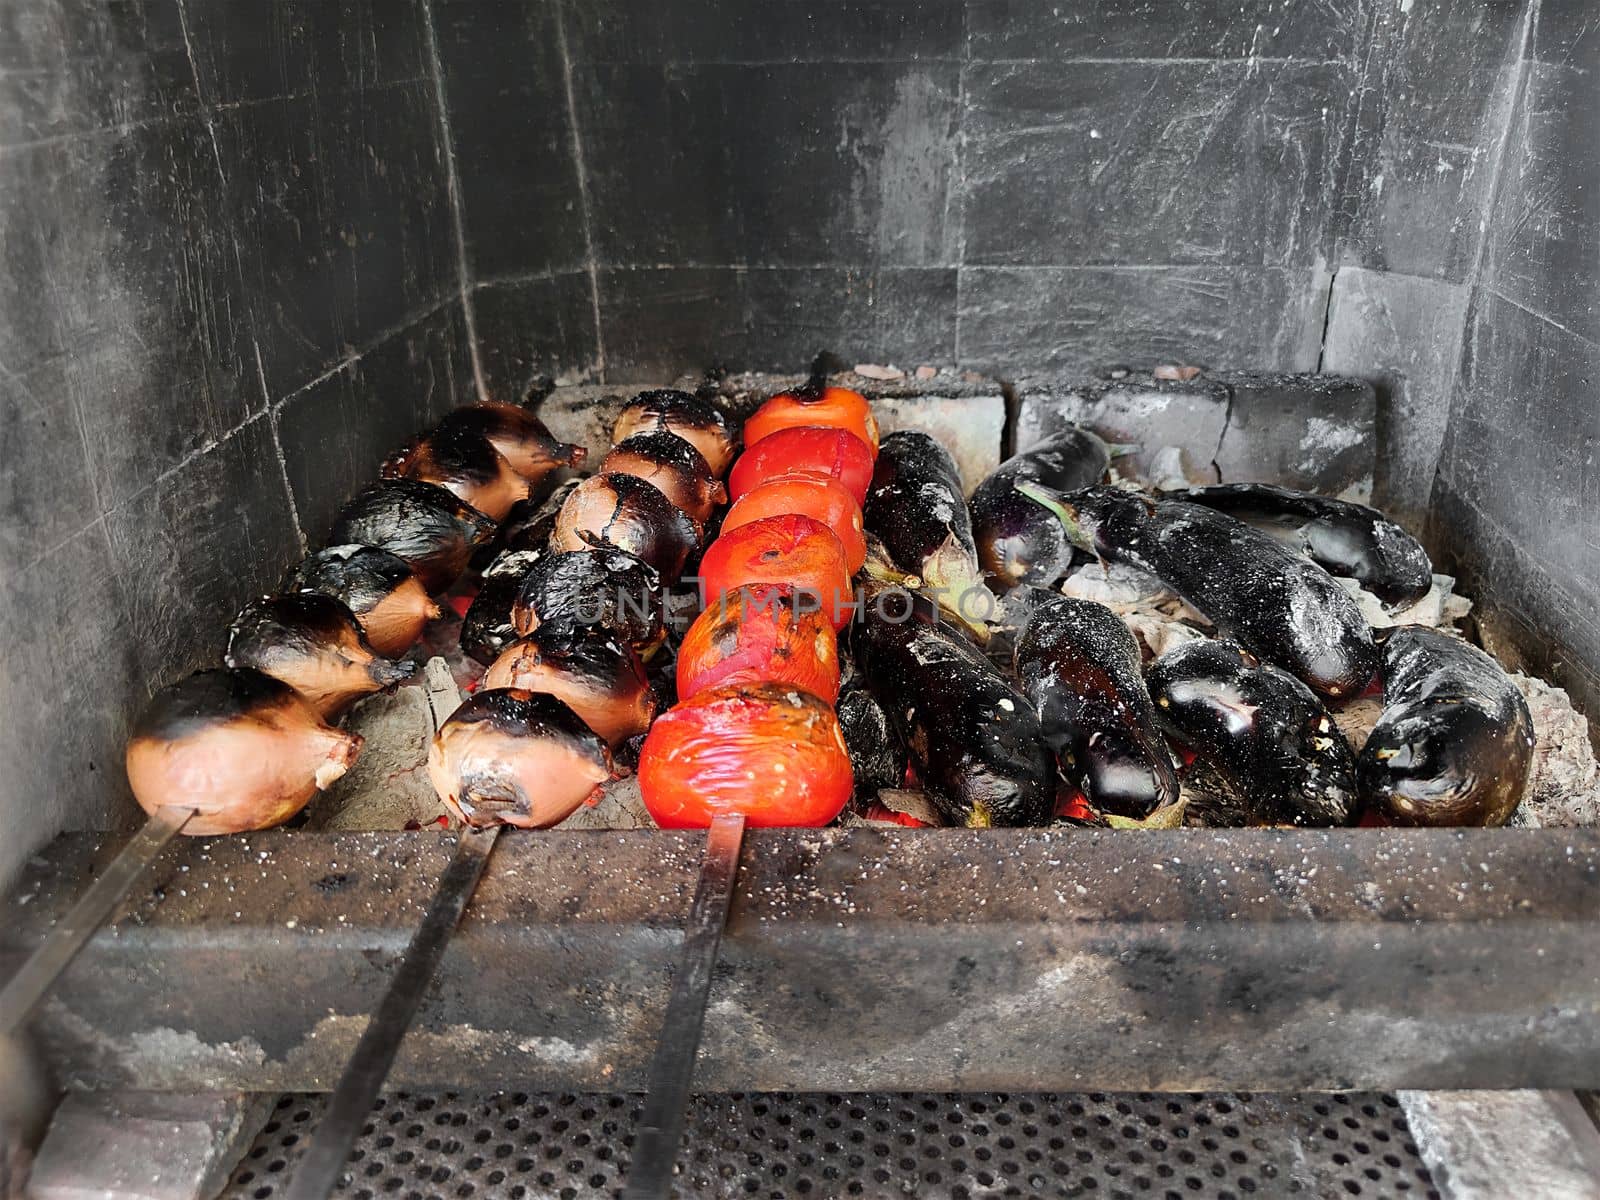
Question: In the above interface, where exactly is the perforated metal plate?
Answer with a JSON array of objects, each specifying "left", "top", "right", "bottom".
[{"left": 221, "top": 1091, "right": 1437, "bottom": 1199}]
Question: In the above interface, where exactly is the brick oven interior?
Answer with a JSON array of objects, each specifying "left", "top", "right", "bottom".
[{"left": 2, "top": 0, "right": 1597, "bottom": 1193}]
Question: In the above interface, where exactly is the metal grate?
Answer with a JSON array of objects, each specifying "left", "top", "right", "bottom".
[{"left": 221, "top": 1091, "right": 1437, "bottom": 1200}]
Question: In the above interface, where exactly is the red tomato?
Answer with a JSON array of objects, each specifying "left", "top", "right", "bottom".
[
  {"left": 677, "top": 586, "right": 840, "bottom": 704},
  {"left": 720, "top": 476, "right": 865, "bottom": 573},
  {"left": 696, "top": 513, "right": 854, "bottom": 630},
  {"left": 639, "top": 682, "right": 853, "bottom": 828},
  {"left": 744, "top": 386, "right": 879, "bottom": 457},
  {"left": 728, "top": 426, "right": 874, "bottom": 506}
]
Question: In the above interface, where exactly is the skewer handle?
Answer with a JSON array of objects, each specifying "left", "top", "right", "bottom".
[
  {"left": 623, "top": 811, "right": 748, "bottom": 1200},
  {"left": 0, "top": 804, "right": 193, "bottom": 1037}
]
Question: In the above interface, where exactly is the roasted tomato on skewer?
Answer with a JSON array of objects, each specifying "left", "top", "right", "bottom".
[
  {"left": 697, "top": 513, "right": 853, "bottom": 630},
  {"left": 677, "top": 585, "right": 840, "bottom": 704},
  {"left": 720, "top": 475, "right": 866, "bottom": 573},
  {"left": 728, "top": 425, "right": 874, "bottom": 505},
  {"left": 744, "top": 383, "right": 879, "bottom": 457}
]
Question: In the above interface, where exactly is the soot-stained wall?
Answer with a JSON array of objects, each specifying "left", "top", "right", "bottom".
[{"left": 0, "top": 0, "right": 473, "bottom": 887}]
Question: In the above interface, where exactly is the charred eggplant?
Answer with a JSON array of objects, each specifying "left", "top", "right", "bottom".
[
  {"left": 836, "top": 673, "right": 907, "bottom": 805},
  {"left": 435, "top": 401, "right": 586, "bottom": 483},
  {"left": 511, "top": 546, "right": 666, "bottom": 652},
  {"left": 612, "top": 389, "right": 735, "bottom": 477},
  {"left": 971, "top": 426, "right": 1113, "bottom": 591},
  {"left": 601, "top": 432, "right": 727, "bottom": 524},
  {"left": 1147, "top": 639, "right": 1357, "bottom": 826},
  {"left": 1020, "top": 484, "right": 1377, "bottom": 697},
  {"left": 225, "top": 593, "right": 415, "bottom": 718},
  {"left": 383, "top": 422, "right": 532, "bottom": 521},
  {"left": 280, "top": 544, "right": 441, "bottom": 658},
  {"left": 427, "top": 688, "right": 613, "bottom": 828},
  {"left": 552, "top": 472, "right": 701, "bottom": 583},
  {"left": 1357, "top": 626, "right": 1534, "bottom": 826},
  {"left": 327, "top": 479, "right": 496, "bottom": 593},
  {"left": 1179, "top": 483, "right": 1432, "bottom": 609},
  {"left": 865, "top": 431, "right": 995, "bottom": 637},
  {"left": 853, "top": 584, "right": 1054, "bottom": 827},
  {"left": 1014, "top": 591, "right": 1177, "bottom": 819},
  {"left": 125, "top": 668, "right": 363, "bottom": 835},
  {"left": 482, "top": 625, "right": 656, "bottom": 745}
]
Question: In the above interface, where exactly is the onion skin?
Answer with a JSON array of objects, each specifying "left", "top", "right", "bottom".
[
  {"left": 971, "top": 426, "right": 1111, "bottom": 592},
  {"left": 482, "top": 626, "right": 656, "bottom": 745},
  {"left": 1014, "top": 591, "right": 1177, "bottom": 819},
  {"left": 281, "top": 545, "right": 440, "bottom": 658},
  {"left": 460, "top": 549, "right": 546, "bottom": 666},
  {"left": 1147, "top": 639, "right": 1357, "bottom": 827},
  {"left": 638, "top": 682, "right": 853, "bottom": 828},
  {"left": 612, "top": 389, "right": 735, "bottom": 477},
  {"left": 722, "top": 476, "right": 866, "bottom": 573},
  {"left": 1357, "top": 626, "right": 1534, "bottom": 827},
  {"left": 382, "top": 424, "right": 532, "bottom": 521},
  {"left": 696, "top": 514, "right": 853, "bottom": 630},
  {"left": 744, "top": 384, "right": 879, "bottom": 458},
  {"left": 328, "top": 479, "right": 497, "bottom": 593},
  {"left": 677, "top": 586, "right": 840, "bottom": 704},
  {"left": 126, "top": 669, "right": 362, "bottom": 835},
  {"left": 511, "top": 547, "right": 666, "bottom": 652},
  {"left": 436, "top": 401, "right": 586, "bottom": 483},
  {"left": 225, "top": 593, "right": 415, "bottom": 718},
  {"left": 427, "top": 689, "right": 612, "bottom": 828},
  {"left": 601, "top": 432, "right": 727, "bottom": 524},
  {"left": 729, "top": 425, "right": 874, "bottom": 506},
  {"left": 552, "top": 472, "right": 701, "bottom": 584}
]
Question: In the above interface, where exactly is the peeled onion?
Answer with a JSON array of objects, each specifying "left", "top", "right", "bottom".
[
  {"left": 611, "top": 389, "right": 735, "bottom": 477},
  {"left": 482, "top": 626, "right": 656, "bottom": 745},
  {"left": 383, "top": 424, "right": 532, "bottom": 521},
  {"left": 551, "top": 473, "right": 700, "bottom": 583},
  {"left": 225, "top": 593, "right": 415, "bottom": 718},
  {"left": 601, "top": 432, "right": 727, "bottom": 524},
  {"left": 281, "top": 544, "right": 440, "bottom": 657},
  {"left": 427, "top": 689, "right": 613, "bottom": 828},
  {"left": 125, "top": 668, "right": 363, "bottom": 835}
]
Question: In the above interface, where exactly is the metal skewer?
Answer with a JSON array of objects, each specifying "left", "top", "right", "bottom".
[
  {"left": 0, "top": 804, "right": 194, "bottom": 1036},
  {"left": 287, "top": 657, "right": 500, "bottom": 1200},
  {"left": 622, "top": 811, "right": 748, "bottom": 1200}
]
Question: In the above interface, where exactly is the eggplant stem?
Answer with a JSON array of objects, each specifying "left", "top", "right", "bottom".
[{"left": 1014, "top": 481, "right": 1090, "bottom": 550}]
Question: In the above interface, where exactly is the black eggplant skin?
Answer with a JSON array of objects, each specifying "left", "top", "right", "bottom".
[
  {"left": 852, "top": 592, "right": 1054, "bottom": 827},
  {"left": 328, "top": 479, "right": 496, "bottom": 593},
  {"left": 1024, "top": 485, "right": 1378, "bottom": 698},
  {"left": 1358, "top": 626, "right": 1534, "bottom": 827},
  {"left": 512, "top": 547, "right": 666, "bottom": 651},
  {"left": 1180, "top": 483, "right": 1432, "bottom": 609},
  {"left": 1146, "top": 639, "right": 1357, "bottom": 827},
  {"left": 837, "top": 673, "right": 908, "bottom": 806},
  {"left": 971, "top": 427, "right": 1111, "bottom": 591},
  {"left": 280, "top": 545, "right": 417, "bottom": 615},
  {"left": 1014, "top": 591, "right": 1177, "bottom": 818}
]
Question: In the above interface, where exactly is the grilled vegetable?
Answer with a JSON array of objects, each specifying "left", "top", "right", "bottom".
[
  {"left": 1014, "top": 591, "right": 1178, "bottom": 819},
  {"left": 836, "top": 673, "right": 907, "bottom": 804},
  {"left": 1357, "top": 626, "right": 1534, "bottom": 826},
  {"left": 482, "top": 626, "right": 655, "bottom": 745},
  {"left": 729, "top": 425, "right": 874, "bottom": 505},
  {"left": 125, "top": 669, "right": 362, "bottom": 835},
  {"left": 853, "top": 585, "right": 1054, "bottom": 827},
  {"left": 225, "top": 593, "right": 415, "bottom": 718},
  {"left": 722, "top": 475, "right": 866, "bottom": 573},
  {"left": 280, "top": 545, "right": 440, "bottom": 658},
  {"left": 744, "top": 382, "right": 879, "bottom": 457},
  {"left": 383, "top": 423, "right": 531, "bottom": 521},
  {"left": 677, "top": 586, "right": 840, "bottom": 703},
  {"left": 511, "top": 547, "right": 665, "bottom": 652},
  {"left": 489, "top": 478, "right": 579, "bottom": 558},
  {"left": 435, "top": 401, "right": 586, "bottom": 483},
  {"left": 328, "top": 479, "right": 497, "bottom": 593},
  {"left": 638, "top": 682, "right": 853, "bottom": 828},
  {"left": 552, "top": 472, "right": 701, "bottom": 583},
  {"left": 1178, "top": 483, "right": 1432, "bottom": 609},
  {"left": 1147, "top": 639, "right": 1357, "bottom": 827},
  {"left": 1019, "top": 484, "right": 1377, "bottom": 697},
  {"left": 612, "top": 389, "right": 735, "bottom": 477},
  {"left": 428, "top": 688, "right": 612, "bottom": 828},
  {"left": 697, "top": 513, "right": 853, "bottom": 630},
  {"left": 865, "top": 431, "right": 995, "bottom": 638},
  {"left": 601, "top": 432, "right": 727, "bottom": 524},
  {"left": 458, "top": 481, "right": 577, "bottom": 664},
  {"left": 971, "top": 426, "right": 1113, "bottom": 592}
]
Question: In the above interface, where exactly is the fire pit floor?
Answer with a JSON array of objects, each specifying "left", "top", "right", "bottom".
[{"left": 220, "top": 1090, "right": 1436, "bottom": 1199}]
